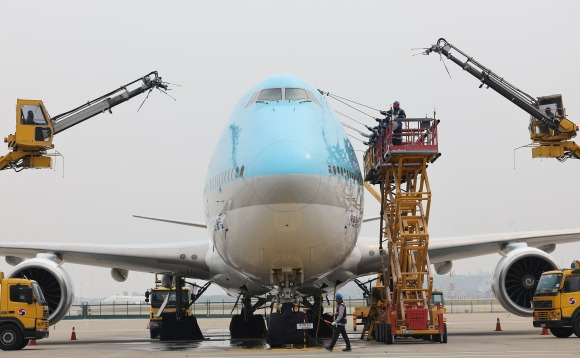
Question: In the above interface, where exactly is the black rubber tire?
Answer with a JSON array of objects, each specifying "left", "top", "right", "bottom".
[
  {"left": 573, "top": 317, "right": 580, "bottom": 337},
  {"left": 375, "top": 324, "right": 383, "bottom": 342},
  {"left": 441, "top": 323, "right": 448, "bottom": 343},
  {"left": 550, "top": 327, "right": 573, "bottom": 338},
  {"left": 149, "top": 328, "right": 159, "bottom": 339},
  {"left": 0, "top": 325, "right": 24, "bottom": 351},
  {"left": 18, "top": 339, "right": 30, "bottom": 349},
  {"left": 386, "top": 324, "right": 394, "bottom": 345}
]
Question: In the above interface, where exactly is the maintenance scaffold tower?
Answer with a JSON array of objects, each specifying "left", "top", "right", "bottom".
[{"left": 361, "top": 115, "right": 446, "bottom": 344}]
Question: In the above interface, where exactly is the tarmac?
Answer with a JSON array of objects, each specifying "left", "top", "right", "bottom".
[{"left": 5, "top": 312, "right": 578, "bottom": 357}]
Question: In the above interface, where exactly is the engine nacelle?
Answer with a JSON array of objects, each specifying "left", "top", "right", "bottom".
[
  {"left": 111, "top": 268, "right": 129, "bottom": 282},
  {"left": 8, "top": 258, "right": 74, "bottom": 325},
  {"left": 434, "top": 260, "right": 453, "bottom": 275},
  {"left": 491, "top": 246, "right": 559, "bottom": 316}
]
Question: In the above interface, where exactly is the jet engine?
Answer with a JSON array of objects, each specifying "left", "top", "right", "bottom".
[
  {"left": 8, "top": 257, "right": 74, "bottom": 325},
  {"left": 491, "top": 246, "right": 559, "bottom": 316}
]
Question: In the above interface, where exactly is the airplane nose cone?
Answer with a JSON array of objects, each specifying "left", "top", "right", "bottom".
[{"left": 252, "top": 141, "right": 321, "bottom": 212}]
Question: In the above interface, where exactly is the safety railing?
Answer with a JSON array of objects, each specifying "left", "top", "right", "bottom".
[
  {"left": 63, "top": 297, "right": 505, "bottom": 320},
  {"left": 363, "top": 118, "right": 439, "bottom": 180}
]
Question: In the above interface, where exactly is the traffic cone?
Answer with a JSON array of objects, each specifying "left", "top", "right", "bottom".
[
  {"left": 70, "top": 327, "right": 77, "bottom": 340},
  {"left": 494, "top": 318, "right": 502, "bottom": 331},
  {"left": 29, "top": 339, "right": 37, "bottom": 346},
  {"left": 541, "top": 327, "right": 550, "bottom": 335},
  {"left": 146, "top": 322, "right": 150, "bottom": 329}
]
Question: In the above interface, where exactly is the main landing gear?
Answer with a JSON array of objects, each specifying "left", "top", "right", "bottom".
[{"left": 229, "top": 296, "right": 267, "bottom": 339}]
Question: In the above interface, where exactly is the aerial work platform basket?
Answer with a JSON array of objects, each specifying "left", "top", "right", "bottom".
[{"left": 360, "top": 116, "right": 446, "bottom": 344}]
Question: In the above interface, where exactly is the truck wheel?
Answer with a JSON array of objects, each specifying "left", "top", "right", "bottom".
[
  {"left": 0, "top": 325, "right": 24, "bottom": 351},
  {"left": 385, "top": 324, "right": 394, "bottom": 345},
  {"left": 18, "top": 339, "right": 30, "bottom": 349},
  {"left": 150, "top": 328, "right": 159, "bottom": 339},
  {"left": 441, "top": 323, "right": 448, "bottom": 343},
  {"left": 574, "top": 317, "right": 580, "bottom": 338},
  {"left": 550, "top": 327, "right": 573, "bottom": 338}
]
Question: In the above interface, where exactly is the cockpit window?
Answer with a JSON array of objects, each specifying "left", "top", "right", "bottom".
[
  {"left": 248, "top": 87, "right": 321, "bottom": 106},
  {"left": 258, "top": 88, "right": 282, "bottom": 101},
  {"left": 285, "top": 88, "right": 309, "bottom": 100}
]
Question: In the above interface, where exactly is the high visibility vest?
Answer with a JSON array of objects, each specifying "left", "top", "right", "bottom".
[{"left": 335, "top": 301, "right": 347, "bottom": 324}]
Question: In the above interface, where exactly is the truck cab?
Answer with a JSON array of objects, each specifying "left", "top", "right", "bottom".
[
  {"left": 0, "top": 273, "right": 49, "bottom": 350},
  {"left": 533, "top": 262, "right": 580, "bottom": 338}
]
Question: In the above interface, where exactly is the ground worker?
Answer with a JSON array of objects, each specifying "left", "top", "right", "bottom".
[{"left": 325, "top": 293, "right": 352, "bottom": 352}]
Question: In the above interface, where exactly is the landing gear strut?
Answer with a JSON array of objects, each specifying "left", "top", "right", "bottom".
[{"left": 229, "top": 296, "right": 267, "bottom": 339}]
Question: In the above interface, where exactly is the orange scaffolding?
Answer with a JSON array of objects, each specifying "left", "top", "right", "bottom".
[{"left": 361, "top": 116, "right": 446, "bottom": 344}]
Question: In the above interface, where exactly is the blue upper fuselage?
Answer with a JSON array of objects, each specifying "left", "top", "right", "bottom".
[{"left": 204, "top": 74, "right": 362, "bottom": 197}]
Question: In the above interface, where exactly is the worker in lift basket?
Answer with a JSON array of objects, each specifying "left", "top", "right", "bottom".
[
  {"left": 325, "top": 293, "right": 352, "bottom": 352},
  {"left": 377, "top": 100, "right": 406, "bottom": 145}
]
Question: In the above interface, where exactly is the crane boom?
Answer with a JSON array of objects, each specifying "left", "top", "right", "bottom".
[
  {"left": 1, "top": 71, "right": 168, "bottom": 171},
  {"left": 423, "top": 38, "right": 580, "bottom": 160},
  {"left": 52, "top": 71, "right": 166, "bottom": 134}
]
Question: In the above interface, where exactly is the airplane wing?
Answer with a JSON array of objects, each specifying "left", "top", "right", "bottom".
[
  {"left": 427, "top": 228, "right": 580, "bottom": 263},
  {"left": 0, "top": 241, "right": 211, "bottom": 279}
]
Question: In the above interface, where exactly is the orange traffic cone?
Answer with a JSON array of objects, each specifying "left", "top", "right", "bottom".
[
  {"left": 70, "top": 327, "right": 77, "bottom": 340},
  {"left": 146, "top": 322, "right": 150, "bottom": 329},
  {"left": 494, "top": 318, "right": 502, "bottom": 331},
  {"left": 29, "top": 339, "right": 37, "bottom": 346},
  {"left": 541, "top": 327, "right": 550, "bottom": 335}
]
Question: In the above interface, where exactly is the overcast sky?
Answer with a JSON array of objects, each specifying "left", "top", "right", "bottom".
[{"left": 1, "top": 0, "right": 579, "bottom": 299}]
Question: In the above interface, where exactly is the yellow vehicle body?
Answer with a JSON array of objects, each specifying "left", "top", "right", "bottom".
[
  {"left": 148, "top": 286, "right": 192, "bottom": 339},
  {"left": 430, "top": 290, "right": 446, "bottom": 316},
  {"left": 0, "top": 272, "right": 49, "bottom": 350},
  {"left": 353, "top": 306, "right": 370, "bottom": 331},
  {"left": 532, "top": 261, "right": 580, "bottom": 337},
  {"left": 1, "top": 99, "right": 54, "bottom": 170}
]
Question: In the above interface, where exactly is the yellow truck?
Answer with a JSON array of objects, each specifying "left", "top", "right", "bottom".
[
  {"left": 0, "top": 272, "right": 49, "bottom": 350},
  {"left": 146, "top": 286, "right": 199, "bottom": 340},
  {"left": 533, "top": 261, "right": 580, "bottom": 338}
]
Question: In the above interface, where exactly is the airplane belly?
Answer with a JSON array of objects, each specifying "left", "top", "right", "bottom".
[{"left": 208, "top": 174, "right": 362, "bottom": 286}]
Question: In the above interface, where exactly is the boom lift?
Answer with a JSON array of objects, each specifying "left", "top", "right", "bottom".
[
  {"left": 423, "top": 38, "right": 580, "bottom": 161},
  {"left": 1, "top": 71, "right": 168, "bottom": 171},
  {"left": 361, "top": 116, "right": 446, "bottom": 344}
]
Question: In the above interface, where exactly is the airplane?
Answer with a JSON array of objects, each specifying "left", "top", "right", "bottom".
[
  {"left": 101, "top": 294, "right": 145, "bottom": 304},
  {"left": 1, "top": 74, "right": 580, "bottom": 344}
]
